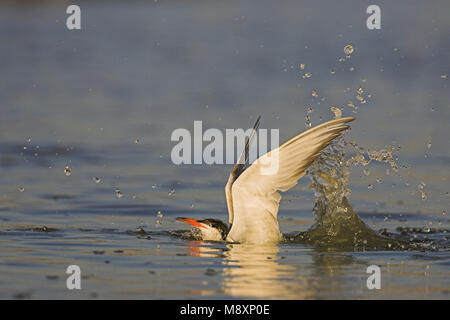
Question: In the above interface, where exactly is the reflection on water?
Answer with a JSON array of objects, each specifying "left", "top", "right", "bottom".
[
  {"left": 307, "top": 249, "right": 360, "bottom": 298},
  {"left": 184, "top": 242, "right": 364, "bottom": 299},
  {"left": 221, "top": 244, "right": 308, "bottom": 299},
  {"left": 179, "top": 236, "right": 450, "bottom": 299},
  {"left": 180, "top": 240, "right": 450, "bottom": 299},
  {"left": 184, "top": 242, "right": 310, "bottom": 299}
]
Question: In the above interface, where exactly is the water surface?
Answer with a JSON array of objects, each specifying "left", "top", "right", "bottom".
[{"left": 0, "top": 0, "right": 449, "bottom": 299}]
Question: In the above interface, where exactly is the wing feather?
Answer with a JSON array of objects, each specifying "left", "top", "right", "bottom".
[
  {"left": 225, "top": 116, "right": 261, "bottom": 224},
  {"left": 227, "top": 117, "right": 355, "bottom": 243}
]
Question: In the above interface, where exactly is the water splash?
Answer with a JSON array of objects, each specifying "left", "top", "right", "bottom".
[{"left": 292, "top": 112, "right": 425, "bottom": 250}]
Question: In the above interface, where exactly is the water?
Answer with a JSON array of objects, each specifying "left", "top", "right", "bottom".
[{"left": 1, "top": 0, "right": 449, "bottom": 299}]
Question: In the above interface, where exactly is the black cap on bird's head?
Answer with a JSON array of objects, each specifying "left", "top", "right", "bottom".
[{"left": 176, "top": 217, "right": 230, "bottom": 241}]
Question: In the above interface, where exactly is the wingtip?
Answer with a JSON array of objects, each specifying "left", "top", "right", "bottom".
[
  {"left": 328, "top": 116, "right": 355, "bottom": 128},
  {"left": 342, "top": 116, "right": 356, "bottom": 122},
  {"left": 324, "top": 116, "right": 356, "bottom": 128}
]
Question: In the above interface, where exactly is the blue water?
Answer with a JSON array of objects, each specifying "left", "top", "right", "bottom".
[{"left": 0, "top": 0, "right": 449, "bottom": 299}]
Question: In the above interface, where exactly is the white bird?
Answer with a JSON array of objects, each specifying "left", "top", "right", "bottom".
[{"left": 177, "top": 116, "right": 355, "bottom": 244}]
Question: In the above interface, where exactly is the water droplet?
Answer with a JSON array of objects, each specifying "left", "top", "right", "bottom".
[
  {"left": 157, "top": 210, "right": 163, "bottom": 218},
  {"left": 311, "top": 90, "right": 319, "bottom": 97},
  {"left": 115, "top": 188, "right": 123, "bottom": 199},
  {"left": 64, "top": 166, "right": 72, "bottom": 176},
  {"left": 363, "top": 169, "right": 371, "bottom": 176},
  {"left": 92, "top": 177, "right": 101, "bottom": 184},
  {"left": 305, "top": 115, "right": 312, "bottom": 128},
  {"left": 330, "top": 106, "right": 342, "bottom": 119},
  {"left": 347, "top": 101, "right": 358, "bottom": 113},
  {"left": 417, "top": 182, "right": 427, "bottom": 201},
  {"left": 307, "top": 107, "right": 314, "bottom": 114},
  {"left": 349, "top": 66, "right": 355, "bottom": 72},
  {"left": 443, "top": 210, "right": 447, "bottom": 215},
  {"left": 151, "top": 184, "right": 157, "bottom": 189},
  {"left": 441, "top": 74, "right": 447, "bottom": 79},
  {"left": 134, "top": 138, "right": 140, "bottom": 144},
  {"left": 155, "top": 220, "right": 161, "bottom": 225},
  {"left": 302, "top": 72, "right": 312, "bottom": 79},
  {"left": 426, "top": 140, "right": 432, "bottom": 149},
  {"left": 368, "top": 184, "right": 374, "bottom": 189},
  {"left": 418, "top": 182, "right": 427, "bottom": 201},
  {"left": 168, "top": 189, "right": 175, "bottom": 196},
  {"left": 344, "top": 45, "right": 354, "bottom": 55},
  {"left": 330, "top": 69, "right": 336, "bottom": 74},
  {"left": 299, "top": 63, "right": 305, "bottom": 70},
  {"left": 19, "top": 187, "right": 25, "bottom": 192},
  {"left": 376, "top": 177, "right": 382, "bottom": 183}
]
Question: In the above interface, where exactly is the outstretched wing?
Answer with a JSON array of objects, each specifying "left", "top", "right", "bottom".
[
  {"left": 227, "top": 117, "right": 355, "bottom": 243},
  {"left": 225, "top": 116, "right": 260, "bottom": 225}
]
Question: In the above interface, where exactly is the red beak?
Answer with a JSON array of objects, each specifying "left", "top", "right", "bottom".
[{"left": 176, "top": 217, "right": 207, "bottom": 229}]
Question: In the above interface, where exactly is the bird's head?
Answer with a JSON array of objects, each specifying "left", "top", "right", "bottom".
[{"left": 176, "top": 217, "right": 229, "bottom": 241}]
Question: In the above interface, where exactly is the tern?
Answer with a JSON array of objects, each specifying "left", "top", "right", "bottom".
[{"left": 177, "top": 116, "right": 355, "bottom": 244}]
